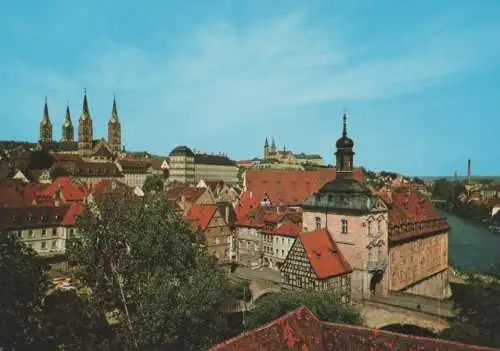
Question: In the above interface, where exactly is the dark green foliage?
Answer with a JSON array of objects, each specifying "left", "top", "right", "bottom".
[
  {"left": 440, "top": 264, "right": 500, "bottom": 348},
  {"left": 142, "top": 174, "right": 164, "bottom": 193},
  {"left": 246, "top": 290, "right": 363, "bottom": 330},
  {"left": 228, "top": 279, "right": 252, "bottom": 302},
  {"left": 27, "top": 150, "right": 54, "bottom": 170},
  {"left": 431, "top": 178, "right": 463, "bottom": 202},
  {"left": 39, "top": 290, "right": 115, "bottom": 350},
  {"left": 0, "top": 232, "right": 49, "bottom": 349},
  {"left": 49, "top": 166, "right": 71, "bottom": 180},
  {"left": 68, "top": 194, "right": 232, "bottom": 350}
]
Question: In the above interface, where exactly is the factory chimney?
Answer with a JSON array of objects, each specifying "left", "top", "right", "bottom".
[{"left": 467, "top": 159, "right": 472, "bottom": 185}]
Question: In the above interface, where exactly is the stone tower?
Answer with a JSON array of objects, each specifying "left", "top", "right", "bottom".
[
  {"left": 78, "top": 90, "right": 93, "bottom": 156},
  {"left": 271, "top": 137, "right": 277, "bottom": 154},
  {"left": 335, "top": 110, "right": 355, "bottom": 179},
  {"left": 61, "top": 101, "right": 74, "bottom": 142},
  {"left": 107, "top": 94, "right": 122, "bottom": 153},
  {"left": 264, "top": 137, "right": 269, "bottom": 159},
  {"left": 39, "top": 96, "right": 53, "bottom": 143}
]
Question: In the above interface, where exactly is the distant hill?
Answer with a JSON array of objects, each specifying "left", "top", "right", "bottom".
[{"left": 416, "top": 176, "right": 500, "bottom": 182}]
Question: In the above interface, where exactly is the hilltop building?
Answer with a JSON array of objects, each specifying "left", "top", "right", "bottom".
[
  {"left": 38, "top": 91, "right": 122, "bottom": 160},
  {"left": 262, "top": 137, "right": 324, "bottom": 166}
]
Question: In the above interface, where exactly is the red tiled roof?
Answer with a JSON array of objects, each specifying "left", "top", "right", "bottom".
[
  {"left": 90, "top": 180, "right": 136, "bottom": 202},
  {"left": 244, "top": 168, "right": 364, "bottom": 206},
  {"left": 166, "top": 185, "right": 207, "bottom": 203},
  {"left": 36, "top": 176, "right": 88, "bottom": 203},
  {"left": 210, "top": 305, "right": 497, "bottom": 351},
  {"left": 61, "top": 202, "right": 85, "bottom": 226},
  {"left": 0, "top": 179, "right": 48, "bottom": 206},
  {"left": 185, "top": 204, "right": 218, "bottom": 230},
  {"left": 299, "top": 229, "right": 352, "bottom": 279},
  {"left": 275, "top": 222, "right": 302, "bottom": 237},
  {"left": 0, "top": 204, "right": 72, "bottom": 230}
]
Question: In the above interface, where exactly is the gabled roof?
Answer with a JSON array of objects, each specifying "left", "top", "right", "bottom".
[
  {"left": 298, "top": 228, "right": 352, "bottom": 279},
  {"left": 36, "top": 176, "right": 88, "bottom": 202},
  {"left": 275, "top": 222, "right": 302, "bottom": 237},
  {"left": 61, "top": 202, "right": 85, "bottom": 226},
  {"left": 0, "top": 204, "right": 72, "bottom": 230},
  {"left": 210, "top": 305, "right": 498, "bottom": 351},
  {"left": 0, "top": 179, "right": 47, "bottom": 206},
  {"left": 244, "top": 168, "right": 364, "bottom": 206},
  {"left": 166, "top": 185, "right": 208, "bottom": 203},
  {"left": 185, "top": 204, "right": 218, "bottom": 230}
]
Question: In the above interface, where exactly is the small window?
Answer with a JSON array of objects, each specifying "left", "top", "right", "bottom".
[
  {"left": 17, "top": 231, "right": 22, "bottom": 239},
  {"left": 41, "top": 241, "right": 47, "bottom": 250},
  {"left": 52, "top": 228, "right": 57, "bottom": 236},
  {"left": 315, "top": 216, "right": 321, "bottom": 229},
  {"left": 28, "top": 230, "right": 33, "bottom": 238},
  {"left": 215, "top": 238, "right": 220, "bottom": 245},
  {"left": 69, "top": 228, "right": 74, "bottom": 238},
  {"left": 51, "top": 241, "right": 56, "bottom": 249},
  {"left": 341, "top": 219, "right": 348, "bottom": 234},
  {"left": 41, "top": 229, "right": 47, "bottom": 237},
  {"left": 281, "top": 249, "right": 285, "bottom": 257}
]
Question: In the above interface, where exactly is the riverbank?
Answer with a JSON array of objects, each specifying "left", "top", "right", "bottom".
[{"left": 441, "top": 212, "right": 500, "bottom": 274}]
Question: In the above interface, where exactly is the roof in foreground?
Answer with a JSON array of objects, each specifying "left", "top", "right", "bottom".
[{"left": 210, "top": 305, "right": 497, "bottom": 351}]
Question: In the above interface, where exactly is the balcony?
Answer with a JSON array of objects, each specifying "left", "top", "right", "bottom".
[{"left": 366, "top": 259, "right": 387, "bottom": 272}]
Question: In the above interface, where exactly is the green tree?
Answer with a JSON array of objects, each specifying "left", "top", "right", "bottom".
[
  {"left": 27, "top": 150, "right": 54, "bottom": 170},
  {"left": 49, "top": 166, "right": 71, "bottom": 180},
  {"left": 142, "top": 174, "right": 165, "bottom": 193},
  {"left": 0, "top": 232, "right": 49, "bottom": 349},
  {"left": 246, "top": 290, "right": 363, "bottom": 330},
  {"left": 67, "top": 193, "right": 232, "bottom": 350},
  {"left": 39, "top": 290, "right": 116, "bottom": 350},
  {"left": 237, "top": 166, "right": 246, "bottom": 184},
  {"left": 432, "top": 178, "right": 463, "bottom": 202},
  {"left": 440, "top": 264, "right": 500, "bottom": 348}
]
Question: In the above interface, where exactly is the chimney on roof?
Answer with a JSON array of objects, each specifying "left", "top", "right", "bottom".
[
  {"left": 225, "top": 205, "right": 230, "bottom": 225},
  {"left": 467, "top": 159, "right": 472, "bottom": 185},
  {"left": 249, "top": 191, "right": 253, "bottom": 199}
]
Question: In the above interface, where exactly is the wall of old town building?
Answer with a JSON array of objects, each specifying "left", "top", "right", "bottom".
[
  {"left": 235, "top": 226, "right": 261, "bottom": 267},
  {"left": 194, "top": 164, "right": 239, "bottom": 184},
  {"left": 302, "top": 210, "right": 390, "bottom": 300},
  {"left": 389, "top": 232, "right": 450, "bottom": 299},
  {"left": 205, "top": 212, "right": 233, "bottom": 263}
]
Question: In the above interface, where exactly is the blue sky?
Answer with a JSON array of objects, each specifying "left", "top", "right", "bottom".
[{"left": 1, "top": 0, "right": 499, "bottom": 176}]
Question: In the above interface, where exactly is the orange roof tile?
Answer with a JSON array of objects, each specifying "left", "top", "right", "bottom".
[
  {"left": 61, "top": 202, "right": 85, "bottom": 226},
  {"left": 275, "top": 222, "right": 302, "bottom": 237},
  {"left": 244, "top": 168, "right": 364, "bottom": 206},
  {"left": 210, "top": 305, "right": 497, "bottom": 351},
  {"left": 299, "top": 229, "right": 352, "bottom": 279},
  {"left": 36, "top": 176, "right": 88, "bottom": 203},
  {"left": 186, "top": 204, "right": 218, "bottom": 230}
]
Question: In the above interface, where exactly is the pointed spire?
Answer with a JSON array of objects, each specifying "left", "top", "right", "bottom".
[
  {"left": 271, "top": 137, "right": 276, "bottom": 148},
  {"left": 342, "top": 109, "right": 348, "bottom": 137},
  {"left": 81, "top": 88, "right": 90, "bottom": 118},
  {"left": 264, "top": 137, "right": 269, "bottom": 148},
  {"left": 110, "top": 93, "right": 119, "bottom": 122},
  {"left": 43, "top": 96, "right": 50, "bottom": 122},
  {"left": 65, "top": 101, "right": 71, "bottom": 121}
]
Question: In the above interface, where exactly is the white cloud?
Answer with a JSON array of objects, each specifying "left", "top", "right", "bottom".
[{"left": 8, "top": 9, "right": 498, "bottom": 147}]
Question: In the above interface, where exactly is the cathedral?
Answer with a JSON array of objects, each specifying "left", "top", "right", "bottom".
[{"left": 39, "top": 91, "right": 122, "bottom": 160}]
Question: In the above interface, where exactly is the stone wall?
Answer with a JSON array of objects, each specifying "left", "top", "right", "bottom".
[{"left": 403, "top": 269, "right": 451, "bottom": 300}]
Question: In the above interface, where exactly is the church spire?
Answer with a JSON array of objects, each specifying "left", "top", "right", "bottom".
[
  {"left": 110, "top": 93, "right": 119, "bottom": 122},
  {"left": 264, "top": 137, "right": 269, "bottom": 148},
  {"left": 81, "top": 88, "right": 90, "bottom": 119},
  {"left": 108, "top": 93, "right": 122, "bottom": 153},
  {"left": 39, "top": 96, "right": 53, "bottom": 143},
  {"left": 62, "top": 101, "right": 74, "bottom": 142}
]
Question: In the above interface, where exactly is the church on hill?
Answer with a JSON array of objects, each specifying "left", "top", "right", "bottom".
[{"left": 38, "top": 90, "right": 122, "bottom": 161}]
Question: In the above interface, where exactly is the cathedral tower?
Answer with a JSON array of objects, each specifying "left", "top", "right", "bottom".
[
  {"left": 271, "top": 137, "right": 277, "bottom": 154},
  {"left": 335, "top": 110, "right": 355, "bottom": 179},
  {"left": 107, "top": 94, "right": 122, "bottom": 153},
  {"left": 78, "top": 90, "right": 93, "bottom": 156},
  {"left": 264, "top": 137, "right": 269, "bottom": 159},
  {"left": 62, "top": 101, "right": 74, "bottom": 142},
  {"left": 39, "top": 96, "right": 53, "bottom": 143}
]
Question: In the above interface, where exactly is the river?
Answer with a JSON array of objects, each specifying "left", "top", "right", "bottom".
[{"left": 443, "top": 211, "right": 500, "bottom": 273}]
